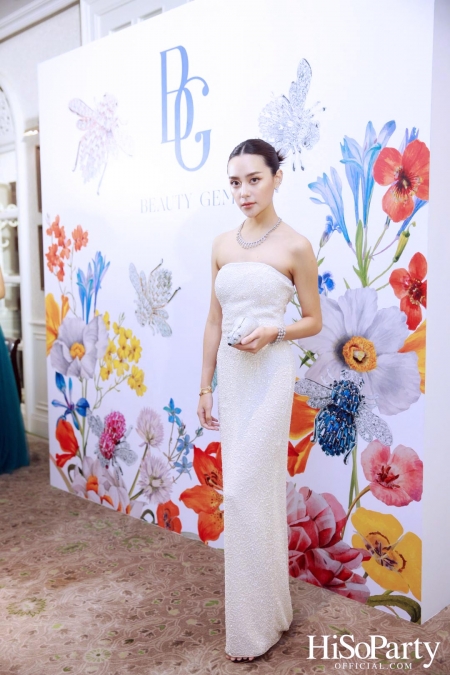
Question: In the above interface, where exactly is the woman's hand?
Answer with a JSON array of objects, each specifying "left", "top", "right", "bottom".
[
  {"left": 197, "top": 393, "right": 220, "bottom": 431},
  {"left": 233, "top": 326, "right": 279, "bottom": 354}
]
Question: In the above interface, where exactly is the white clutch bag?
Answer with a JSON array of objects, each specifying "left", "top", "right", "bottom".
[{"left": 227, "top": 316, "right": 259, "bottom": 346}]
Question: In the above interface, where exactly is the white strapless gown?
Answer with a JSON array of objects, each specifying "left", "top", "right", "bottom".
[{"left": 214, "top": 261, "right": 296, "bottom": 657}]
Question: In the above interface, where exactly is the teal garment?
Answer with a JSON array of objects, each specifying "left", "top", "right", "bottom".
[{"left": 0, "top": 324, "right": 30, "bottom": 474}]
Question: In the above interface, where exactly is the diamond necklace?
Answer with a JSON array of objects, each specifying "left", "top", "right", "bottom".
[{"left": 236, "top": 217, "right": 282, "bottom": 249}]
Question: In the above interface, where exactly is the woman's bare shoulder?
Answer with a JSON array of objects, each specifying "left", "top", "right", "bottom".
[
  {"left": 212, "top": 226, "right": 239, "bottom": 248},
  {"left": 282, "top": 222, "right": 314, "bottom": 254}
]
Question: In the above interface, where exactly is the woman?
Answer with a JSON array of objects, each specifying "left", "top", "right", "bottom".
[
  {"left": 0, "top": 265, "right": 29, "bottom": 474},
  {"left": 197, "top": 139, "right": 322, "bottom": 662}
]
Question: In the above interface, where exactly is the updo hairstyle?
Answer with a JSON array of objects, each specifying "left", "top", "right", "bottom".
[{"left": 228, "top": 139, "right": 285, "bottom": 176}]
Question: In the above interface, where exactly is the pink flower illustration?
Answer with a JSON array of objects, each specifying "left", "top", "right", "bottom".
[
  {"left": 104, "top": 411, "right": 126, "bottom": 443},
  {"left": 99, "top": 430, "right": 116, "bottom": 460},
  {"left": 287, "top": 483, "right": 370, "bottom": 603},
  {"left": 361, "top": 441, "right": 423, "bottom": 507}
]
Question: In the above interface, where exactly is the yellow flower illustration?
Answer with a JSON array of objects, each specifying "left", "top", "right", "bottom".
[
  {"left": 45, "top": 293, "right": 69, "bottom": 356},
  {"left": 105, "top": 338, "right": 116, "bottom": 357},
  {"left": 128, "top": 336, "right": 142, "bottom": 363},
  {"left": 399, "top": 319, "right": 426, "bottom": 394},
  {"left": 103, "top": 312, "right": 110, "bottom": 330},
  {"left": 128, "top": 365, "right": 147, "bottom": 396},
  {"left": 351, "top": 507, "right": 421, "bottom": 600},
  {"left": 135, "top": 382, "right": 147, "bottom": 396},
  {"left": 113, "top": 358, "right": 130, "bottom": 376},
  {"left": 100, "top": 355, "right": 114, "bottom": 381}
]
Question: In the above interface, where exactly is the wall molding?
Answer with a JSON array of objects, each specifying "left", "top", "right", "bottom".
[
  {"left": 80, "top": 0, "right": 188, "bottom": 44},
  {"left": 0, "top": 0, "right": 78, "bottom": 43}
]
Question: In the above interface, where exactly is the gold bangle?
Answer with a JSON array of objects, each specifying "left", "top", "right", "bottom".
[{"left": 199, "top": 386, "right": 212, "bottom": 396}]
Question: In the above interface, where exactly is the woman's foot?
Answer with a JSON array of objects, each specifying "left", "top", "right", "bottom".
[{"left": 225, "top": 653, "right": 255, "bottom": 662}]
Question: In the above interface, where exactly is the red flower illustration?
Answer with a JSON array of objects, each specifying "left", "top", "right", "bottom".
[
  {"left": 179, "top": 442, "right": 223, "bottom": 544},
  {"left": 287, "top": 483, "right": 370, "bottom": 603},
  {"left": 390, "top": 252, "right": 427, "bottom": 330},
  {"left": 361, "top": 440, "right": 423, "bottom": 507},
  {"left": 373, "top": 139, "right": 429, "bottom": 222},
  {"left": 157, "top": 500, "right": 182, "bottom": 533},
  {"left": 55, "top": 418, "right": 79, "bottom": 467}
]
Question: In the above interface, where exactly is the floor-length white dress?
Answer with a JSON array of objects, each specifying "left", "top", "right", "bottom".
[{"left": 215, "top": 261, "right": 296, "bottom": 657}]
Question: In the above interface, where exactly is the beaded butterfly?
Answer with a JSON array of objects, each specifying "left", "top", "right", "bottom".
[
  {"left": 69, "top": 93, "right": 133, "bottom": 195},
  {"left": 258, "top": 58, "right": 325, "bottom": 171},
  {"left": 129, "top": 260, "right": 180, "bottom": 336},
  {"left": 295, "top": 369, "right": 393, "bottom": 464}
]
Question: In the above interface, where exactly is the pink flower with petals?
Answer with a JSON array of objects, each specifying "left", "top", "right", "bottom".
[
  {"left": 286, "top": 483, "right": 370, "bottom": 603},
  {"left": 361, "top": 441, "right": 423, "bottom": 507},
  {"left": 99, "top": 431, "right": 116, "bottom": 460},
  {"left": 104, "top": 411, "right": 126, "bottom": 443}
]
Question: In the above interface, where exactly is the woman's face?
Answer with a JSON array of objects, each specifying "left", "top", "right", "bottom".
[{"left": 228, "top": 153, "right": 282, "bottom": 219}]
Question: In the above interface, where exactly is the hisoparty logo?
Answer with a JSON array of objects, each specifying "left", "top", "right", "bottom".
[
  {"left": 308, "top": 635, "right": 440, "bottom": 669},
  {"left": 160, "top": 45, "right": 210, "bottom": 171}
]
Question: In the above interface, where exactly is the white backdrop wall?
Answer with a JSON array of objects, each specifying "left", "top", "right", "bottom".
[{"left": 39, "top": 0, "right": 435, "bottom": 622}]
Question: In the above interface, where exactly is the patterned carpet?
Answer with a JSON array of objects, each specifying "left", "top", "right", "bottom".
[{"left": 0, "top": 436, "right": 449, "bottom": 675}]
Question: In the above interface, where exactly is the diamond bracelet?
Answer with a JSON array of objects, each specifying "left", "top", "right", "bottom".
[{"left": 270, "top": 326, "right": 286, "bottom": 345}]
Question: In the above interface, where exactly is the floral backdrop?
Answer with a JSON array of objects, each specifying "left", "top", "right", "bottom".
[{"left": 40, "top": 0, "right": 432, "bottom": 626}]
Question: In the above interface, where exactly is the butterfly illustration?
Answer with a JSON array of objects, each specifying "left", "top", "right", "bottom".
[
  {"left": 258, "top": 58, "right": 325, "bottom": 171},
  {"left": 295, "top": 369, "right": 393, "bottom": 464},
  {"left": 69, "top": 93, "right": 133, "bottom": 195},
  {"left": 129, "top": 260, "right": 181, "bottom": 336}
]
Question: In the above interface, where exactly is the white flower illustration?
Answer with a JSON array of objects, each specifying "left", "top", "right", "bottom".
[
  {"left": 136, "top": 407, "right": 164, "bottom": 448},
  {"left": 72, "top": 456, "right": 145, "bottom": 519},
  {"left": 299, "top": 287, "right": 421, "bottom": 415},
  {"left": 137, "top": 452, "right": 172, "bottom": 504},
  {"left": 50, "top": 315, "right": 108, "bottom": 379}
]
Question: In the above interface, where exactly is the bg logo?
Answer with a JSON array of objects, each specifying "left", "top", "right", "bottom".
[{"left": 161, "top": 45, "right": 210, "bottom": 171}]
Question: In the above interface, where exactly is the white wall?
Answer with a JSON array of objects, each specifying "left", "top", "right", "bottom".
[
  {"left": 422, "top": 0, "right": 450, "bottom": 623},
  {"left": 0, "top": 4, "right": 81, "bottom": 435}
]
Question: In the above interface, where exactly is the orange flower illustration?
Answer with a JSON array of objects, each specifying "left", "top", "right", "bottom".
[
  {"left": 72, "top": 225, "right": 89, "bottom": 251},
  {"left": 46, "top": 214, "right": 62, "bottom": 238},
  {"left": 55, "top": 418, "right": 79, "bottom": 467},
  {"left": 157, "top": 500, "right": 182, "bottom": 533},
  {"left": 45, "top": 293, "right": 69, "bottom": 355},
  {"left": 288, "top": 389, "right": 318, "bottom": 476},
  {"left": 179, "top": 442, "right": 223, "bottom": 543},
  {"left": 57, "top": 226, "right": 71, "bottom": 260},
  {"left": 46, "top": 243, "right": 59, "bottom": 273}
]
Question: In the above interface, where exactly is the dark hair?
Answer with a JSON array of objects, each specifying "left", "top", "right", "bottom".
[{"left": 228, "top": 138, "right": 285, "bottom": 176}]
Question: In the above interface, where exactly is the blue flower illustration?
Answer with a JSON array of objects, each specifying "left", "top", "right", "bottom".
[
  {"left": 340, "top": 120, "right": 396, "bottom": 226},
  {"left": 77, "top": 264, "right": 94, "bottom": 323},
  {"left": 176, "top": 434, "right": 194, "bottom": 455},
  {"left": 173, "top": 455, "right": 193, "bottom": 478},
  {"left": 163, "top": 398, "right": 182, "bottom": 426},
  {"left": 309, "top": 168, "right": 352, "bottom": 246},
  {"left": 399, "top": 126, "right": 419, "bottom": 154},
  {"left": 396, "top": 197, "right": 427, "bottom": 237},
  {"left": 51, "top": 372, "right": 89, "bottom": 430},
  {"left": 92, "top": 251, "right": 110, "bottom": 315},
  {"left": 318, "top": 272, "right": 335, "bottom": 295}
]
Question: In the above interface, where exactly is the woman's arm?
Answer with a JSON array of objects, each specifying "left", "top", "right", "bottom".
[
  {"left": 197, "top": 236, "right": 223, "bottom": 431},
  {"left": 0, "top": 266, "right": 5, "bottom": 301},
  {"left": 285, "top": 237, "right": 322, "bottom": 340}
]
